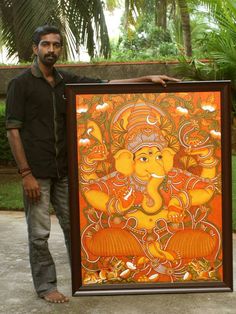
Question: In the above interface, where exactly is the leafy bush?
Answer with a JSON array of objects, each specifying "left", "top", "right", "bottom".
[
  {"left": 174, "top": 55, "right": 236, "bottom": 116},
  {"left": 112, "top": 24, "right": 178, "bottom": 61},
  {"left": 159, "top": 42, "right": 178, "bottom": 56},
  {"left": 0, "top": 102, "right": 14, "bottom": 165}
]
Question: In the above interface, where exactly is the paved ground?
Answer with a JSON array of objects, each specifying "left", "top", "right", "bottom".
[{"left": 0, "top": 211, "right": 235, "bottom": 314}]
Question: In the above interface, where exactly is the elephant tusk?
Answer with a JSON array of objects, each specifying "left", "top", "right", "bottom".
[
  {"left": 124, "top": 187, "right": 133, "bottom": 200},
  {"left": 151, "top": 173, "right": 165, "bottom": 179}
]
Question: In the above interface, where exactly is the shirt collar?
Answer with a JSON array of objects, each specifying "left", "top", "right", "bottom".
[{"left": 31, "top": 59, "right": 63, "bottom": 85}]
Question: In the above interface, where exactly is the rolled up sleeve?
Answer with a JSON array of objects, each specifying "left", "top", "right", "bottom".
[{"left": 6, "top": 78, "right": 25, "bottom": 129}]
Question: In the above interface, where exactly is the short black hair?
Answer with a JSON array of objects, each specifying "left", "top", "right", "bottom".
[{"left": 32, "top": 25, "right": 63, "bottom": 46}]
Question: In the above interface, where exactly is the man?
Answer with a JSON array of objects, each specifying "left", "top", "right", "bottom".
[{"left": 5, "top": 25, "right": 179, "bottom": 303}]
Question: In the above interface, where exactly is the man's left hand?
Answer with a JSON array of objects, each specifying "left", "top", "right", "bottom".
[
  {"left": 109, "top": 75, "right": 181, "bottom": 87},
  {"left": 145, "top": 75, "right": 181, "bottom": 87}
]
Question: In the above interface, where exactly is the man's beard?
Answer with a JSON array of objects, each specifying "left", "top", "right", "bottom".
[{"left": 41, "top": 54, "right": 58, "bottom": 66}]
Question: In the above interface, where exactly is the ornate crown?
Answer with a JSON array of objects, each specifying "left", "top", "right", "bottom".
[{"left": 125, "top": 104, "right": 168, "bottom": 153}]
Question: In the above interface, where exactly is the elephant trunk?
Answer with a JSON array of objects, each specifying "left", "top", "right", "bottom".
[{"left": 142, "top": 176, "right": 164, "bottom": 214}]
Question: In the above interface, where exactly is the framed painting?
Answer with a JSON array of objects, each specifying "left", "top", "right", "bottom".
[{"left": 66, "top": 81, "right": 233, "bottom": 295}]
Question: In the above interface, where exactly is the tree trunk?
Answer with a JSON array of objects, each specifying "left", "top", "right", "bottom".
[
  {"left": 124, "top": 0, "right": 130, "bottom": 32},
  {"left": 155, "top": 0, "right": 167, "bottom": 31},
  {"left": 177, "top": 0, "right": 192, "bottom": 57}
]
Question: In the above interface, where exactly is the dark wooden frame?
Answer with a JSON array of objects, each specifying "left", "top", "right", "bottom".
[{"left": 66, "top": 81, "right": 233, "bottom": 296}]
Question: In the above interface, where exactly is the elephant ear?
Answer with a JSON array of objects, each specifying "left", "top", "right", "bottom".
[
  {"left": 114, "top": 149, "right": 134, "bottom": 176},
  {"left": 162, "top": 147, "right": 176, "bottom": 174}
]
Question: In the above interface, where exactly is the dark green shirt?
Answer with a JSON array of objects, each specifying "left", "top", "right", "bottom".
[{"left": 6, "top": 62, "right": 102, "bottom": 178}]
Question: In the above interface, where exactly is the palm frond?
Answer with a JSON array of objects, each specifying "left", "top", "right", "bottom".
[{"left": 0, "top": 0, "right": 110, "bottom": 61}]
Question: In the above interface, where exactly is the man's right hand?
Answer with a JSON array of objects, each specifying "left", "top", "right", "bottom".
[{"left": 22, "top": 174, "right": 41, "bottom": 203}]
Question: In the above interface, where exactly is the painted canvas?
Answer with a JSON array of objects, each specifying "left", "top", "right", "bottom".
[{"left": 66, "top": 82, "right": 232, "bottom": 295}]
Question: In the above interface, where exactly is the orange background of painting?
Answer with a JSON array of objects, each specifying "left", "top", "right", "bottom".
[{"left": 76, "top": 90, "right": 223, "bottom": 284}]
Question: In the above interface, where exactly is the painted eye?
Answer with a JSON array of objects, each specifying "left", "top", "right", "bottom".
[
  {"left": 140, "top": 157, "right": 148, "bottom": 162},
  {"left": 156, "top": 155, "right": 162, "bottom": 160}
]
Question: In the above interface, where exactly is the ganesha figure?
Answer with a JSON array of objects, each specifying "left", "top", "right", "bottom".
[{"left": 79, "top": 103, "right": 220, "bottom": 273}]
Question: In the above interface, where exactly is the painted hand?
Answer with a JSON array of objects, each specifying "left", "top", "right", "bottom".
[
  {"left": 185, "top": 145, "right": 213, "bottom": 157},
  {"left": 115, "top": 186, "right": 136, "bottom": 209},
  {"left": 167, "top": 205, "right": 185, "bottom": 223},
  {"left": 87, "top": 144, "right": 108, "bottom": 161}
]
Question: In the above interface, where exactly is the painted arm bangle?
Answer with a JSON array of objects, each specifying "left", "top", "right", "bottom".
[{"left": 199, "top": 159, "right": 219, "bottom": 168}]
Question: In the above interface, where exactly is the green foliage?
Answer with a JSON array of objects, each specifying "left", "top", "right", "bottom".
[
  {"left": 114, "top": 22, "right": 178, "bottom": 61},
  {"left": 159, "top": 42, "right": 178, "bottom": 57},
  {"left": 170, "top": 10, "right": 217, "bottom": 59},
  {"left": 174, "top": 55, "right": 236, "bottom": 115},
  {"left": 108, "top": 1, "right": 221, "bottom": 61},
  {"left": 0, "top": 102, "right": 14, "bottom": 165},
  {"left": 174, "top": 55, "right": 218, "bottom": 81},
  {"left": 0, "top": 0, "right": 110, "bottom": 61},
  {"left": 0, "top": 102, "right": 5, "bottom": 114},
  {"left": 105, "top": 0, "right": 122, "bottom": 11},
  {"left": 173, "top": 1, "right": 236, "bottom": 115}
]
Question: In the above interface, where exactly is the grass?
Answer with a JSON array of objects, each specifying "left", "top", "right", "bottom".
[
  {"left": 0, "top": 101, "right": 5, "bottom": 113},
  {"left": 0, "top": 172, "right": 54, "bottom": 212},
  {"left": 0, "top": 101, "right": 22, "bottom": 210},
  {"left": 0, "top": 173, "right": 23, "bottom": 210},
  {"left": 0, "top": 156, "right": 236, "bottom": 229}
]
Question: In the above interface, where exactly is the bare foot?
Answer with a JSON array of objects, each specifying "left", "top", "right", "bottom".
[{"left": 42, "top": 290, "right": 69, "bottom": 303}]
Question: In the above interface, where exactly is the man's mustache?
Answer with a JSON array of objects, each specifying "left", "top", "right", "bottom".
[{"left": 45, "top": 54, "right": 57, "bottom": 58}]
